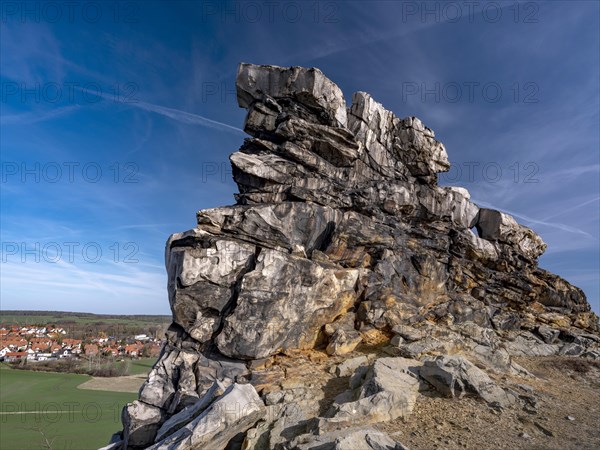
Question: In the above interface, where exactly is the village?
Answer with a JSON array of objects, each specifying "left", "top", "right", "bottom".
[{"left": 0, "top": 323, "right": 162, "bottom": 365}]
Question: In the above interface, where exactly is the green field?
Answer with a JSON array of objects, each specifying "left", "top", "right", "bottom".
[
  {"left": 0, "top": 365, "right": 136, "bottom": 450},
  {"left": 127, "top": 358, "right": 157, "bottom": 375}
]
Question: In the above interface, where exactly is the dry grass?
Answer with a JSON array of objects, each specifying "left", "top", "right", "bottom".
[{"left": 77, "top": 374, "right": 146, "bottom": 393}]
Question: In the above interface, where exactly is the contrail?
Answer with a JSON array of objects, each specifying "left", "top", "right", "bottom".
[
  {"left": 77, "top": 86, "right": 245, "bottom": 135},
  {"left": 131, "top": 99, "right": 245, "bottom": 135},
  {"left": 542, "top": 196, "right": 600, "bottom": 221}
]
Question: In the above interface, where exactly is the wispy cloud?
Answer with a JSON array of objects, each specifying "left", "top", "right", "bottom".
[
  {"left": 130, "top": 99, "right": 245, "bottom": 134},
  {"left": 543, "top": 165, "right": 600, "bottom": 183},
  {"left": 0, "top": 105, "right": 80, "bottom": 125},
  {"left": 542, "top": 196, "right": 600, "bottom": 221},
  {"left": 0, "top": 258, "right": 167, "bottom": 314},
  {"left": 113, "top": 223, "right": 182, "bottom": 231},
  {"left": 74, "top": 85, "right": 245, "bottom": 135}
]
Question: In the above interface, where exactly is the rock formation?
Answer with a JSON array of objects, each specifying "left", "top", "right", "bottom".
[{"left": 106, "top": 63, "right": 599, "bottom": 450}]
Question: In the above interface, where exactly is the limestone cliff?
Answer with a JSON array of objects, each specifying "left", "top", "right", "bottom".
[{"left": 105, "top": 64, "right": 599, "bottom": 450}]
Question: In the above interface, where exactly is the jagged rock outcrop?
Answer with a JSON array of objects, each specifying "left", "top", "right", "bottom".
[
  {"left": 419, "top": 355, "right": 515, "bottom": 407},
  {"left": 320, "top": 357, "right": 423, "bottom": 431},
  {"left": 110, "top": 63, "right": 599, "bottom": 449},
  {"left": 291, "top": 427, "right": 409, "bottom": 450},
  {"left": 148, "top": 383, "right": 265, "bottom": 450}
]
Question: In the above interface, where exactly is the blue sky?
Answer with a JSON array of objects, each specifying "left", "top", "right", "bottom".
[{"left": 1, "top": 1, "right": 598, "bottom": 314}]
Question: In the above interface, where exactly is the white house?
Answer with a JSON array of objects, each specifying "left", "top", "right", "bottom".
[{"left": 35, "top": 353, "right": 53, "bottom": 361}]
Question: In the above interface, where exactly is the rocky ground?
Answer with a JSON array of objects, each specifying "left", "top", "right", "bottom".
[
  {"left": 247, "top": 347, "right": 600, "bottom": 450},
  {"left": 373, "top": 355, "right": 599, "bottom": 450}
]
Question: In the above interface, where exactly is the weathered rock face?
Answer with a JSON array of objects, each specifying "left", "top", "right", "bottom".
[
  {"left": 419, "top": 355, "right": 515, "bottom": 407},
  {"left": 321, "top": 357, "right": 423, "bottom": 431},
  {"left": 114, "top": 63, "right": 599, "bottom": 449}
]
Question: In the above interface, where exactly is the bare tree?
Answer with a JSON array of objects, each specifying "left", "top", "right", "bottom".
[{"left": 22, "top": 425, "right": 58, "bottom": 450}]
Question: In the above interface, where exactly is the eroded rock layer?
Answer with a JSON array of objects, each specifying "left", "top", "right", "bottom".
[{"left": 110, "top": 63, "right": 599, "bottom": 450}]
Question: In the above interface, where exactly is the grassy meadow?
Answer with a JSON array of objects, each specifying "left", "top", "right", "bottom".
[
  {"left": 127, "top": 358, "right": 157, "bottom": 375},
  {"left": 0, "top": 364, "right": 138, "bottom": 449}
]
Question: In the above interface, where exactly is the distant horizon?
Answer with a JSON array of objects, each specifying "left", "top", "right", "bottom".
[{"left": 0, "top": 309, "right": 171, "bottom": 317}]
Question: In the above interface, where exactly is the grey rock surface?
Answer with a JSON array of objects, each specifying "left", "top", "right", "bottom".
[
  {"left": 122, "top": 401, "right": 164, "bottom": 448},
  {"left": 420, "top": 355, "right": 514, "bottom": 407},
  {"left": 216, "top": 249, "right": 359, "bottom": 359},
  {"left": 237, "top": 63, "right": 348, "bottom": 127},
  {"left": 148, "top": 383, "right": 264, "bottom": 450},
  {"left": 336, "top": 355, "right": 369, "bottom": 377},
  {"left": 291, "top": 426, "right": 408, "bottom": 450},
  {"left": 154, "top": 379, "right": 229, "bottom": 442},
  {"left": 322, "top": 357, "right": 423, "bottom": 431}
]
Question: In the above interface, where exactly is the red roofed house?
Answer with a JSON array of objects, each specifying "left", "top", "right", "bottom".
[
  {"left": 104, "top": 347, "right": 119, "bottom": 356},
  {"left": 5, "top": 351, "right": 27, "bottom": 363},
  {"left": 124, "top": 344, "right": 142, "bottom": 357},
  {"left": 29, "top": 339, "right": 52, "bottom": 352},
  {"left": 63, "top": 338, "right": 82, "bottom": 349},
  {"left": 50, "top": 344, "right": 63, "bottom": 354},
  {"left": 84, "top": 344, "right": 99, "bottom": 356},
  {"left": 1, "top": 338, "right": 28, "bottom": 351}
]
